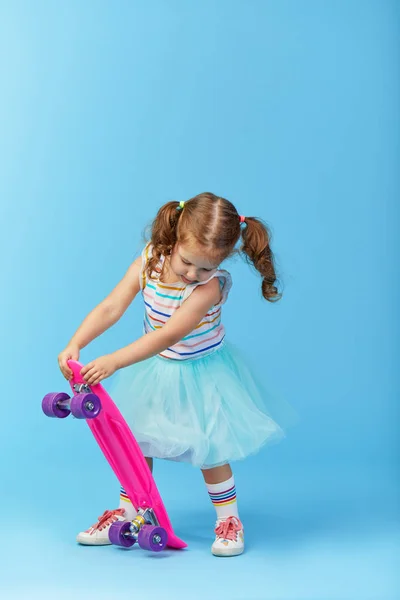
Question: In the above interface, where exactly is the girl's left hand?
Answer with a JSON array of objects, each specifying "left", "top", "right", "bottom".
[{"left": 80, "top": 354, "right": 118, "bottom": 386}]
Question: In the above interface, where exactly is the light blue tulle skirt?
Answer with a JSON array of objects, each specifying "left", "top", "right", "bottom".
[{"left": 109, "top": 341, "right": 291, "bottom": 469}]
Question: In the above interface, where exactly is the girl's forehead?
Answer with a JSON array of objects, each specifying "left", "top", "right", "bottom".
[{"left": 177, "top": 243, "right": 219, "bottom": 269}]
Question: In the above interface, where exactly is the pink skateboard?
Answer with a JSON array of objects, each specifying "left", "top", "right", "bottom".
[{"left": 42, "top": 359, "right": 186, "bottom": 552}]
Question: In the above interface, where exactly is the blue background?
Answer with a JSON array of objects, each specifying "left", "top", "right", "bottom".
[{"left": 0, "top": 1, "right": 398, "bottom": 598}]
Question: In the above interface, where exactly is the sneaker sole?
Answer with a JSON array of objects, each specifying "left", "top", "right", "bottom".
[
  {"left": 211, "top": 546, "right": 244, "bottom": 557},
  {"left": 76, "top": 535, "right": 112, "bottom": 546}
]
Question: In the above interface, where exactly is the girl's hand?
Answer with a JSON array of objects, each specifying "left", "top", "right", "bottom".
[
  {"left": 80, "top": 354, "right": 118, "bottom": 386},
  {"left": 58, "top": 344, "right": 80, "bottom": 380}
]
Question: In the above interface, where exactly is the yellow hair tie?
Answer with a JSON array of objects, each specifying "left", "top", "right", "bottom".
[{"left": 177, "top": 201, "right": 185, "bottom": 211}]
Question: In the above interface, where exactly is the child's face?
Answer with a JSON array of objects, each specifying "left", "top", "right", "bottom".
[{"left": 170, "top": 243, "right": 219, "bottom": 284}]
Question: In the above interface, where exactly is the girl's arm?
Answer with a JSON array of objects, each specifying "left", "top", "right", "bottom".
[
  {"left": 69, "top": 257, "right": 142, "bottom": 348},
  {"left": 81, "top": 277, "right": 221, "bottom": 385},
  {"left": 59, "top": 257, "right": 142, "bottom": 379}
]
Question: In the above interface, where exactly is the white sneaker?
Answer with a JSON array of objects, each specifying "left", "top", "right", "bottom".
[
  {"left": 76, "top": 508, "right": 127, "bottom": 545},
  {"left": 211, "top": 516, "right": 244, "bottom": 557}
]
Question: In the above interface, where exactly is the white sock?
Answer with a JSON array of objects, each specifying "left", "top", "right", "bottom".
[
  {"left": 119, "top": 486, "right": 136, "bottom": 521},
  {"left": 206, "top": 476, "right": 239, "bottom": 520}
]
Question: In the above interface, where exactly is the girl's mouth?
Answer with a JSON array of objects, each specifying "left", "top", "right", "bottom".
[{"left": 181, "top": 275, "right": 196, "bottom": 284}]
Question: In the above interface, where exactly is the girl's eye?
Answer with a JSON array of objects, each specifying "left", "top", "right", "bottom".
[{"left": 182, "top": 259, "right": 191, "bottom": 265}]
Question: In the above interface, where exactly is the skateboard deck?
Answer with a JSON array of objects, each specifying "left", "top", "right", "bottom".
[{"left": 67, "top": 359, "right": 186, "bottom": 550}]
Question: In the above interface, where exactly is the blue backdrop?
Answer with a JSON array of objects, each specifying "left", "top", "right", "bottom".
[{"left": 0, "top": 1, "right": 398, "bottom": 599}]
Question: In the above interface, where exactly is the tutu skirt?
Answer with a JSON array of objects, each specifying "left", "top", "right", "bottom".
[{"left": 109, "top": 341, "right": 286, "bottom": 469}]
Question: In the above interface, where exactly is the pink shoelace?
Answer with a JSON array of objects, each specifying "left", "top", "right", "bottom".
[
  {"left": 86, "top": 508, "right": 125, "bottom": 534},
  {"left": 214, "top": 516, "right": 243, "bottom": 542}
]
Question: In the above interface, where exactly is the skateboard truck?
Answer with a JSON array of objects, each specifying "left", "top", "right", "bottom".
[
  {"left": 42, "top": 390, "right": 102, "bottom": 420},
  {"left": 109, "top": 507, "right": 168, "bottom": 551},
  {"left": 131, "top": 507, "right": 161, "bottom": 531},
  {"left": 73, "top": 383, "right": 91, "bottom": 394}
]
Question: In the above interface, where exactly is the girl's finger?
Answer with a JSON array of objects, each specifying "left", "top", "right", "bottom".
[
  {"left": 90, "top": 371, "right": 100, "bottom": 383},
  {"left": 65, "top": 364, "right": 72, "bottom": 377},
  {"left": 61, "top": 359, "right": 71, "bottom": 376},
  {"left": 85, "top": 365, "right": 96, "bottom": 377},
  {"left": 83, "top": 368, "right": 97, "bottom": 382},
  {"left": 58, "top": 356, "right": 72, "bottom": 381},
  {"left": 90, "top": 371, "right": 103, "bottom": 385},
  {"left": 81, "top": 363, "right": 93, "bottom": 376}
]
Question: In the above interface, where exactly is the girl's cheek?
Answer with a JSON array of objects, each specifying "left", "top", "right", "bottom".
[{"left": 200, "top": 272, "right": 212, "bottom": 281}]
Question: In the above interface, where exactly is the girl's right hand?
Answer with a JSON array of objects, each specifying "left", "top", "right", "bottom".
[{"left": 58, "top": 344, "right": 80, "bottom": 380}]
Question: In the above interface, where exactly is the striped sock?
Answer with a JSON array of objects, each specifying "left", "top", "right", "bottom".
[
  {"left": 119, "top": 486, "right": 136, "bottom": 521},
  {"left": 206, "top": 476, "right": 239, "bottom": 520}
]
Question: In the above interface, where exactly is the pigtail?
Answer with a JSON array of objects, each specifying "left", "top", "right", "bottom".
[
  {"left": 147, "top": 201, "right": 182, "bottom": 278},
  {"left": 241, "top": 217, "right": 282, "bottom": 302}
]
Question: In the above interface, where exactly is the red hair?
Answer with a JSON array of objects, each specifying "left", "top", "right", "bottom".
[{"left": 147, "top": 192, "right": 281, "bottom": 302}]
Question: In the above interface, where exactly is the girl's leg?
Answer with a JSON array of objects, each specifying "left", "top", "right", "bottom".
[
  {"left": 202, "top": 463, "right": 232, "bottom": 484},
  {"left": 201, "top": 463, "right": 239, "bottom": 519},
  {"left": 202, "top": 464, "right": 244, "bottom": 556},
  {"left": 119, "top": 457, "right": 153, "bottom": 518}
]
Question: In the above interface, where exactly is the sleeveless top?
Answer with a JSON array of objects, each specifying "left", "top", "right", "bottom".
[{"left": 139, "top": 244, "right": 232, "bottom": 361}]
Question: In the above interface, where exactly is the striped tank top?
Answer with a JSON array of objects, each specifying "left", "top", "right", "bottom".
[{"left": 140, "top": 244, "right": 232, "bottom": 361}]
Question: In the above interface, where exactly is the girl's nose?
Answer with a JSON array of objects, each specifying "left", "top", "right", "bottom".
[{"left": 187, "top": 268, "right": 198, "bottom": 281}]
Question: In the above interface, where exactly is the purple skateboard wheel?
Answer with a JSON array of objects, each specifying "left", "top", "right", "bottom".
[
  {"left": 138, "top": 525, "right": 167, "bottom": 552},
  {"left": 70, "top": 393, "right": 101, "bottom": 419},
  {"left": 109, "top": 520, "right": 136, "bottom": 548},
  {"left": 42, "top": 392, "right": 71, "bottom": 418}
]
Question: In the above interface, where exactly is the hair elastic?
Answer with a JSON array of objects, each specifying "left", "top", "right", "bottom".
[
  {"left": 177, "top": 201, "right": 185, "bottom": 211},
  {"left": 239, "top": 215, "right": 246, "bottom": 224}
]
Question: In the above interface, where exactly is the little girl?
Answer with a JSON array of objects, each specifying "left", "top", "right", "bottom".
[{"left": 58, "top": 192, "right": 285, "bottom": 557}]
